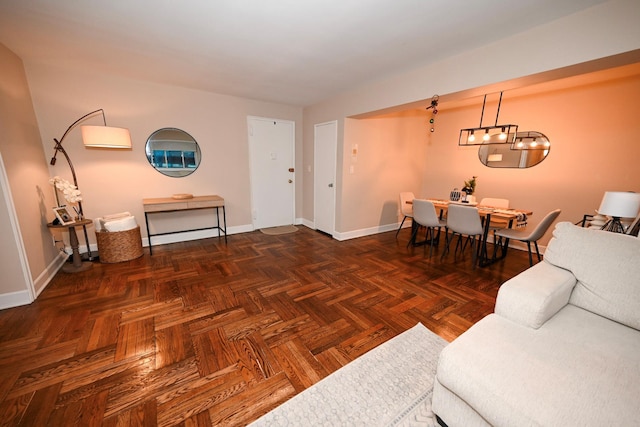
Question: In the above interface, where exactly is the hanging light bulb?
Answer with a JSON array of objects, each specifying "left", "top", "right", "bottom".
[
  {"left": 499, "top": 127, "right": 507, "bottom": 140},
  {"left": 468, "top": 130, "right": 475, "bottom": 142},
  {"left": 483, "top": 129, "right": 490, "bottom": 141},
  {"left": 530, "top": 138, "right": 538, "bottom": 148}
]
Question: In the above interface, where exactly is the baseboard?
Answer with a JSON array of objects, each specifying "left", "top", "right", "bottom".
[
  {"left": 334, "top": 223, "right": 400, "bottom": 241},
  {"left": 0, "top": 290, "right": 32, "bottom": 310},
  {"left": 32, "top": 251, "right": 68, "bottom": 297}
]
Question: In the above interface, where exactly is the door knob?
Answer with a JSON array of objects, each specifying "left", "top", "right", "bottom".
[
  {"left": 328, "top": 183, "right": 334, "bottom": 188},
  {"left": 288, "top": 179, "right": 293, "bottom": 183}
]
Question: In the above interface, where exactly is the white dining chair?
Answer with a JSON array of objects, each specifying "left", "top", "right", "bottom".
[
  {"left": 442, "top": 204, "right": 484, "bottom": 266},
  {"left": 479, "top": 198, "right": 510, "bottom": 209},
  {"left": 395, "top": 192, "right": 415, "bottom": 238},
  {"left": 480, "top": 197, "right": 511, "bottom": 230},
  {"left": 494, "top": 209, "right": 561, "bottom": 266},
  {"left": 409, "top": 199, "right": 447, "bottom": 257}
]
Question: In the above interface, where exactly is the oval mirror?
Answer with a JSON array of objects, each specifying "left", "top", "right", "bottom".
[
  {"left": 145, "top": 128, "right": 201, "bottom": 177},
  {"left": 478, "top": 131, "right": 550, "bottom": 168}
]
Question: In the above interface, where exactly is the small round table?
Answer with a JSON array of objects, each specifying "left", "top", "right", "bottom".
[{"left": 47, "top": 219, "right": 94, "bottom": 273}]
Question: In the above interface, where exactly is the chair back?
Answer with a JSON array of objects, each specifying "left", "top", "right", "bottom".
[
  {"left": 527, "top": 209, "right": 562, "bottom": 241},
  {"left": 479, "top": 198, "right": 510, "bottom": 209},
  {"left": 447, "top": 204, "right": 483, "bottom": 236},
  {"left": 399, "top": 192, "right": 415, "bottom": 216},
  {"left": 412, "top": 199, "right": 441, "bottom": 228}
]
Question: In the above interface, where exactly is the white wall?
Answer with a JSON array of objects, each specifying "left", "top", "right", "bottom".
[
  {"left": 24, "top": 63, "right": 304, "bottom": 247},
  {"left": 0, "top": 43, "right": 63, "bottom": 307}
]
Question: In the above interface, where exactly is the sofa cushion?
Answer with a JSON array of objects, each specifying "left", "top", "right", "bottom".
[
  {"left": 543, "top": 221, "right": 640, "bottom": 329},
  {"left": 434, "top": 306, "right": 640, "bottom": 426},
  {"left": 495, "top": 261, "right": 576, "bottom": 329}
]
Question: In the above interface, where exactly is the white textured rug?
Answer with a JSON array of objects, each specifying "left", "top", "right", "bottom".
[{"left": 249, "top": 323, "right": 448, "bottom": 427}]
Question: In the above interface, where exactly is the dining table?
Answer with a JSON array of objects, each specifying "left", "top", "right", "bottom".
[{"left": 408, "top": 199, "right": 533, "bottom": 267}]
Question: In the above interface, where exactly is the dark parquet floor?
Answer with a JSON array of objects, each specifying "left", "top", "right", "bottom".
[{"left": 0, "top": 226, "right": 533, "bottom": 426}]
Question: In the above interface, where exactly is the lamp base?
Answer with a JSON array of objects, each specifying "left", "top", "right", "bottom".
[{"left": 601, "top": 217, "right": 626, "bottom": 233}]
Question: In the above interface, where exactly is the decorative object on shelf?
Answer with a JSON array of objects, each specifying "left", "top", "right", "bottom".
[
  {"left": 49, "top": 176, "right": 82, "bottom": 218},
  {"left": 425, "top": 94, "right": 439, "bottom": 133},
  {"left": 597, "top": 191, "right": 640, "bottom": 233},
  {"left": 49, "top": 109, "right": 132, "bottom": 259},
  {"left": 450, "top": 188, "right": 461, "bottom": 202},
  {"left": 52, "top": 206, "right": 75, "bottom": 226},
  {"left": 172, "top": 193, "right": 194, "bottom": 199},
  {"left": 459, "top": 92, "right": 518, "bottom": 146}
]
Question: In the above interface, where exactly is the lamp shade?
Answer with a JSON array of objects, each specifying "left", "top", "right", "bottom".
[
  {"left": 81, "top": 125, "right": 132, "bottom": 148},
  {"left": 598, "top": 191, "right": 640, "bottom": 218}
]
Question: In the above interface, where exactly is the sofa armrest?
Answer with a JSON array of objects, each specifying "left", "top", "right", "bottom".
[{"left": 495, "top": 261, "right": 577, "bottom": 329}]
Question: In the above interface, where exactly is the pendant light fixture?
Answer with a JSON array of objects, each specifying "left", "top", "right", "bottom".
[{"left": 459, "top": 92, "right": 518, "bottom": 146}]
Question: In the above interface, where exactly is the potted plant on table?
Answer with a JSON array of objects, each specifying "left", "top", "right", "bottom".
[{"left": 462, "top": 176, "right": 477, "bottom": 203}]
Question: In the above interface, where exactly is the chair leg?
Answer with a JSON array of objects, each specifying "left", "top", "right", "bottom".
[
  {"left": 407, "top": 222, "right": 419, "bottom": 247},
  {"left": 526, "top": 241, "right": 533, "bottom": 266},
  {"left": 441, "top": 229, "right": 452, "bottom": 260},
  {"left": 534, "top": 241, "right": 541, "bottom": 262},
  {"left": 428, "top": 227, "right": 435, "bottom": 258},
  {"left": 396, "top": 216, "right": 408, "bottom": 238}
]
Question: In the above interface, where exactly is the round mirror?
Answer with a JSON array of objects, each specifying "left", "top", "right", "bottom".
[
  {"left": 145, "top": 128, "right": 201, "bottom": 177},
  {"left": 478, "top": 131, "right": 550, "bottom": 168}
]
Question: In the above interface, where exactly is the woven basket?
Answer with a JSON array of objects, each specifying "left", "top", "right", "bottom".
[{"left": 96, "top": 226, "right": 143, "bottom": 263}]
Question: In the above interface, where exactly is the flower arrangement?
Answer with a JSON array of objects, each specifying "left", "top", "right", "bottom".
[
  {"left": 49, "top": 176, "right": 82, "bottom": 205},
  {"left": 462, "top": 176, "right": 477, "bottom": 195}
]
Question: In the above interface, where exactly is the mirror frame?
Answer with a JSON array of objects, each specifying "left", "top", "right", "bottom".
[
  {"left": 478, "top": 131, "right": 550, "bottom": 168},
  {"left": 145, "top": 128, "right": 201, "bottom": 177}
]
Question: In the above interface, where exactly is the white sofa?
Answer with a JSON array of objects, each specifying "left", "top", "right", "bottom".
[{"left": 432, "top": 222, "right": 640, "bottom": 426}]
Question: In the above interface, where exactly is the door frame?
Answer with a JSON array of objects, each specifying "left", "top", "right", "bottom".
[
  {"left": 247, "top": 116, "right": 296, "bottom": 230},
  {"left": 314, "top": 120, "right": 338, "bottom": 237}
]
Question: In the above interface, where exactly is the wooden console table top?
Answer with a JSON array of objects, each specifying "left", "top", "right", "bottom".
[{"left": 143, "top": 195, "right": 224, "bottom": 213}]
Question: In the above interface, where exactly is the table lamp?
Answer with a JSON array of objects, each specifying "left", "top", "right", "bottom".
[{"left": 597, "top": 191, "right": 640, "bottom": 233}]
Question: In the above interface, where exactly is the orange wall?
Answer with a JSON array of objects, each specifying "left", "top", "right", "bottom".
[{"left": 342, "top": 72, "right": 640, "bottom": 245}]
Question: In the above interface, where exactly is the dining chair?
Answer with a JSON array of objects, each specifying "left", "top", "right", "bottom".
[
  {"left": 442, "top": 204, "right": 484, "bottom": 266},
  {"left": 479, "top": 198, "right": 510, "bottom": 209},
  {"left": 395, "top": 192, "right": 415, "bottom": 238},
  {"left": 494, "top": 209, "right": 561, "bottom": 266},
  {"left": 408, "top": 199, "right": 447, "bottom": 257},
  {"left": 479, "top": 197, "right": 511, "bottom": 230}
]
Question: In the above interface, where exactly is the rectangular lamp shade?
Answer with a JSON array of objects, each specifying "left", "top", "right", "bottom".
[
  {"left": 81, "top": 125, "right": 132, "bottom": 148},
  {"left": 598, "top": 191, "right": 640, "bottom": 218}
]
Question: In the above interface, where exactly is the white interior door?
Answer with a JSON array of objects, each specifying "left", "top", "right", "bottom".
[
  {"left": 248, "top": 116, "right": 295, "bottom": 229},
  {"left": 314, "top": 120, "right": 337, "bottom": 235}
]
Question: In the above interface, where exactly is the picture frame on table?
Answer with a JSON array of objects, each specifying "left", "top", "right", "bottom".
[{"left": 53, "top": 206, "right": 75, "bottom": 225}]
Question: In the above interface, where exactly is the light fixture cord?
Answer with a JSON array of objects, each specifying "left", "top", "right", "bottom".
[
  {"left": 479, "top": 95, "right": 486, "bottom": 127},
  {"left": 494, "top": 92, "right": 503, "bottom": 126}
]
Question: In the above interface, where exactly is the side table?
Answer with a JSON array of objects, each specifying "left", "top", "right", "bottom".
[{"left": 47, "top": 218, "right": 94, "bottom": 273}]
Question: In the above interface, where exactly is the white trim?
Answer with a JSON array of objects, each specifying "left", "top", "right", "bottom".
[
  {"left": 0, "top": 290, "right": 33, "bottom": 310},
  {"left": 32, "top": 251, "right": 67, "bottom": 297}
]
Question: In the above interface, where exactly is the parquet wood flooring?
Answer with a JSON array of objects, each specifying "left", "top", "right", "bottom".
[{"left": 0, "top": 226, "right": 532, "bottom": 426}]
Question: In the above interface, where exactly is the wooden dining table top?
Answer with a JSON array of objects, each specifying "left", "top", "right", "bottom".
[{"left": 408, "top": 199, "right": 533, "bottom": 219}]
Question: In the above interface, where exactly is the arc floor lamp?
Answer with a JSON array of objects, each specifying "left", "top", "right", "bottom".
[{"left": 50, "top": 109, "right": 132, "bottom": 259}]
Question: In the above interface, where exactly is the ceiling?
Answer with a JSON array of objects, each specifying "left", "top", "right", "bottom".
[{"left": 0, "top": 0, "right": 607, "bottom": 106}]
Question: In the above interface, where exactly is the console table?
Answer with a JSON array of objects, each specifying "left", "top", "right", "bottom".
[
  {"left": 142, "top": 195, "right": 227, "bottom": 255},
  {"left": 47, "top": 218, "right": 94, "bottom": 273}
]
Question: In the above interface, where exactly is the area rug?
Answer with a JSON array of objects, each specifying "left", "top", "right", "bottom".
[
  {"left": 259, "top": 225, "right": 298, "bottom": 235},
  {"left": 249, "top": 323, "right": 448, "bottom": 427}
]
